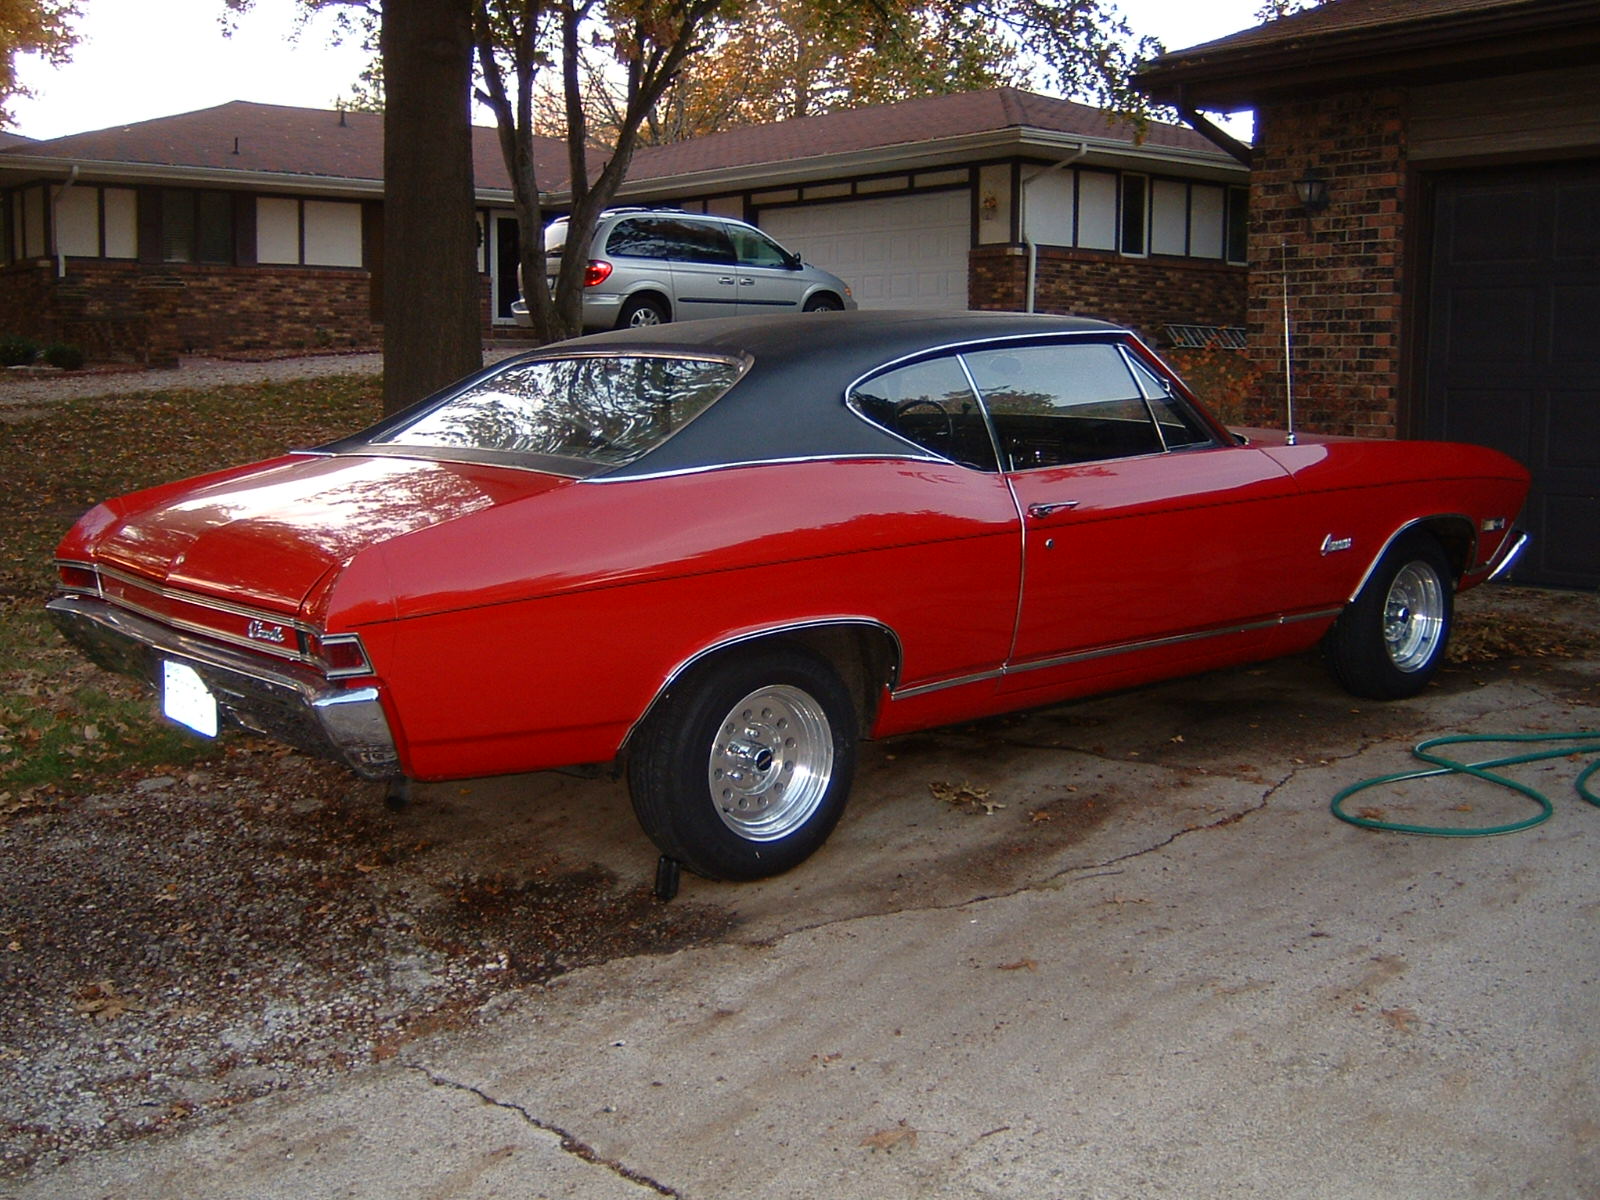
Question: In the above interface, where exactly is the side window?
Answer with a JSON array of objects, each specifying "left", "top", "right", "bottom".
[
  {"left": 729, "top": 226, "right": 792, "bottom": 269},
  {"left": 849, "top": 356, "right": 999, "bottom": 471},
  {"left": 670, "top": 220, "right": 737, "bottom": 265},
  {"left": 962, "top": 342, "right": 1164, "bottom": 470},
  {"left": 605, "top": 218, "right": 673, "bottom": 259}
]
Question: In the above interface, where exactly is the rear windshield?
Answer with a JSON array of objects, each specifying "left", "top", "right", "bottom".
[{"left": 368, "top": 353, "right": 743, "bottom": 471}]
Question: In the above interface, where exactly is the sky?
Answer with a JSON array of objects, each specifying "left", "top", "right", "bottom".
[{"left": 6, "top": 0, "right": 1265, "bottom": 142}]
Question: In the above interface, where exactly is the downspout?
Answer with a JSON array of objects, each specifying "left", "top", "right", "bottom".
[
  {"left": 1021, "top": 143, "right": 1087, "bottom": 314},
  {"left": 51, "top": 164, "right": 80, "bottom": 278}
]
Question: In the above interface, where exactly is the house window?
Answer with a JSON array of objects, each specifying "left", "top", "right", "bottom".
[
  {"left": 1226, "top": 186, "right": 1249, "bottom": 265},
  {"left": 161, "top": 188, "right": 233, "bottom": 264},
  {"left": 1120, "top": 175, "right": 1148, "bottom": 256}
]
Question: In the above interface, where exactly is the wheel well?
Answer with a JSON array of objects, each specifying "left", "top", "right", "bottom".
[
  {"left": 805, "top": 292, "right": 843, "bottom": 310},
  {"left": 622, "top": 290, "right": 671, "bottom": 317},
  {"left": 1408, "top": 517, "right": 1475, "bottom": 580},
  {"left": 634, "top": 623, "right": 900, "bottom": 749}
]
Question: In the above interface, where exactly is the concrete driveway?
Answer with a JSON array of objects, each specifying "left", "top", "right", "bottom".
[{"left": 9, "top": 586, "right": 1599, "bottom": 1199}]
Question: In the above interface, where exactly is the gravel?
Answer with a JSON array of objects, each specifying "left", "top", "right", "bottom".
[{"left": 0, "top": 743, "right": 733, "bottom": 1175}]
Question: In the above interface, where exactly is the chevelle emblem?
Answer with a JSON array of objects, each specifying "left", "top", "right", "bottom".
[
  {"left": 247, "top": 619, "right": 289, "bottom": 644},
  {"left": 1320, "top": 534, "right": 1354, "bottom": 555}
]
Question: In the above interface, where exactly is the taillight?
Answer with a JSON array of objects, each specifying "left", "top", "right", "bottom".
[
  {"left": 307, "top": 632, "right": 373, "bottom": 678},
  {"left": 57, "top": 561, "right": 100, "bottom": 594},
  {"left": 584, "top": 260, "right": 614, "bottom": 288}
]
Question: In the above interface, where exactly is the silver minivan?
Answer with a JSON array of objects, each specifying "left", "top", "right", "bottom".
[{"left": 512, "top": 208, "right": 856, "bottom": 330}]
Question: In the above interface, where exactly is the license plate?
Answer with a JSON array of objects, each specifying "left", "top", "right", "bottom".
[{"left": 162, "top": 660, "right": 218, "bottom": 738}]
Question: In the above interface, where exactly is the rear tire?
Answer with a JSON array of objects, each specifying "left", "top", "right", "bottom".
[
  {"left": 617, "top": 295, "right": 669, "bottom": 328},
  {"left": 627, "top": 645, "right": 856, "bottom": 881},
  {"left": 1323, "top": 532, "right": 1454, "bottom": 699}
]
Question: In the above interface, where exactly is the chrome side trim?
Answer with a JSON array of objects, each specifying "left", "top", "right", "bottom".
[{"left": 889, "top": 608, "right": 1342, "bottom": 701}]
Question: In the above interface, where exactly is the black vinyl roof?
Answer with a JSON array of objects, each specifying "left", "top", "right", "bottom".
[{"left": 561, "top": 310, "right": 1128, "bottom": 479}]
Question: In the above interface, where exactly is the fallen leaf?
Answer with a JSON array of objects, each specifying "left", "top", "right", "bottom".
[
  {"left": 73, "top": 980, "right": 146, "bottom": 1023},
  {"left": 860, "top": 1121, "right": 918, "bottom": 1152},
  {"left": 997, "top": 958, "right": 1038, "bottom": 972},
  {"left": 1380, "top": 1007, "right": 1419, "bottom": 1033}
]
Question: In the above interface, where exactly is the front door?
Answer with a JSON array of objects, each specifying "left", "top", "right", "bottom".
[{"left": 957, "top": 341, "right": 1306, "bottom": 698}]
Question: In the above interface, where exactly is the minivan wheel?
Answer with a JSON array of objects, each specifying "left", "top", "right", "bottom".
[
  {"left": 803, "top": 295, "right": 844, "bottom": 312},
  {"left": 618, "top": 296, "right": 669, "bottom": 328}
]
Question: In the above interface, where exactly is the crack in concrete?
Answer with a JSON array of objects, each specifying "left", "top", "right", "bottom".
[{"left": 402, "top": 1063, "right": 682, "bottom": 1197}]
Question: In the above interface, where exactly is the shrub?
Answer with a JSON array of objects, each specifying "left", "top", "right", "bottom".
[
  {"left": 0, "top": 335, "right": 37, "bottom": 367},
  {"left": 42, "top": 343, "right": 86, "bottom": 371}
]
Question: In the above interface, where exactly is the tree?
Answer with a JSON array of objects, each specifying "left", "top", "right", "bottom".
[
  {"left": 379, "top": 0, "right": 483, "bottom": 413},
  {"left": 474, "top": 0, "right": 732, "bottom": 343},
  {"left": 0, "top": 0, "right": 79, "bottom": 127},
  {"left": 595, "top": 0, "right": 1027, "bottom": 144},
  {"left": 228, "top": 0, "right": 482, "bottom": 413}
]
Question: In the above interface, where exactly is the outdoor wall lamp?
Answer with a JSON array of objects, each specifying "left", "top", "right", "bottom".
[{"left": 1294, "top": 174, "right": 1331, "bottom": 213}]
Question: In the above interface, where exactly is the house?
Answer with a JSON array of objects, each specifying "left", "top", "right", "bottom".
[
  {"left": 0, "top": 88, "right": 1247, "bottom": 366},
  {"left": 1138, "top": 0, "right": 1600, "bottom": 589}
]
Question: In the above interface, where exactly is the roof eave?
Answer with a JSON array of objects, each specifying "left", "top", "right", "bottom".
[
  {"left": 0, "top": 153, "right": 520, "bottom": 205},
  {"left": 602, "top": 126, "right": 1245, "bottom": 204},
  {"left": 1138, "top": 2, "right": 1600, "bottom": 109}
]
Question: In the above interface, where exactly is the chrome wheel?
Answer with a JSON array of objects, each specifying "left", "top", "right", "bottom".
[
  {"left": 708, "top": 684, "right": 834, "bottom": 842},
  {"left": 1383, "top": 561, "right": 1446, "bottom": 672}
]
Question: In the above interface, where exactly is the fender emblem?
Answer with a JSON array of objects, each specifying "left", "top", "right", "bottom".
[
  {"left": 1320, "top": 534, "right": 1354, "bottom": 556},
  {"left": 247, "top": 619, "right": 288, "bottom": 644}
]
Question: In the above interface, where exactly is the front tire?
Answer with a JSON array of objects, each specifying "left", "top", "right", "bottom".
[
  {"left": 1324, "top": 532, "right": 1455, "bottom": 699},
  {"left": 803, "top": 294, "right": 844, "bottom": 313},
  {"left": 627, "top": 645, "right": 856, "bottom": 881}
]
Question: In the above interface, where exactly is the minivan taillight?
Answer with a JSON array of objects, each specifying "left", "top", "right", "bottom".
[{"left": 585, "top": 260, "right": 614, "bottom": 288}]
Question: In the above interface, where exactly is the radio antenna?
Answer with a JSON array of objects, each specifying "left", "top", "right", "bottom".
[{"left": 1281, "top": 241, "right": 1298, "bottom": 446}]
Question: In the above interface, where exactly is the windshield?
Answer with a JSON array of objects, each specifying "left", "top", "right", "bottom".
[{"left": 370, "top": 353, "right": 743, "bottom": 469}]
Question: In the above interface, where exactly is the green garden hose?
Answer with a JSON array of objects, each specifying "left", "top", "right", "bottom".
[{"left": 1331, "top": 731, "right": 1600, "bottom": 837}]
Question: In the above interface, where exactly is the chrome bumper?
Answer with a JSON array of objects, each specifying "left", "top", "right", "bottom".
[
  {"left": 46, "top": 595, "right": 401, "bottom": 780},
  {"left": 1484, "top": 529, "right": 1531, "bottom": 583}
]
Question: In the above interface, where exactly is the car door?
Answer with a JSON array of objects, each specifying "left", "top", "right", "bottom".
[
  {"left": 661, "top": 218, "right": 742, "bottom": 320},
  {"left": 961, "top": 340, "right": 1310, "bottom": 697},
  {"left": 727, "top": 225, "right": 807, "bottom": 314}
]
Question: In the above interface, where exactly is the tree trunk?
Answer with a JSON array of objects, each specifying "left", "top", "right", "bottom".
[{"left": 380, "top": 0, "right": 482, "bottom": 415}]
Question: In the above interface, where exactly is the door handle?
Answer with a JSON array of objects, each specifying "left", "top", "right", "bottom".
[
  {"left": 738, "top": 278, "right": 755, "bottom": 286},
  {"left": 1027, "top": 501, "right": 1080, "bottom": 519},
  {"left": 718, "top": 276, "right": 737, "bottom": 285}
]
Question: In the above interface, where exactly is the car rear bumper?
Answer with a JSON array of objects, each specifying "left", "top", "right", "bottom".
[{"left": 46, "top": 595, "right": 401, "bottom": 780}]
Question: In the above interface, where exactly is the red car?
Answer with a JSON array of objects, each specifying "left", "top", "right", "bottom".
[{"left": 49, "top": 312, "right": 1530, "bottom": 881}]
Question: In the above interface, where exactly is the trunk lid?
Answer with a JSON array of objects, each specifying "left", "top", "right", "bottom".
[{"left": 87, "top": 453, "right": 572, "bottom": 613}]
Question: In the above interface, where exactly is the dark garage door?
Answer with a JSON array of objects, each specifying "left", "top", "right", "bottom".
[{"left": 1422, "top": 161, "right": 1600, "bottom": 589}]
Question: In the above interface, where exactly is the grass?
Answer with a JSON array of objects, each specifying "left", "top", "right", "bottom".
[{"left": 0, "top": 375, "right": 382, "bottom": 803}]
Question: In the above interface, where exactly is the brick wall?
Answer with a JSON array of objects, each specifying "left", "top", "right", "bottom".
[
  {"left": 1246, "top": 90, "right": 1408, "bottom": 438},
  {"left": 0, "top": 260, "right": 514, "bottom": 365},
  {"left": 968, "top": 245, "right": 1247, "bottom": 349}
]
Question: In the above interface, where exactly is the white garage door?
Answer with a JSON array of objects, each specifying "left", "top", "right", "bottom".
[{"left": 761, "top": 191, "right": 971, "bottom": 311}]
